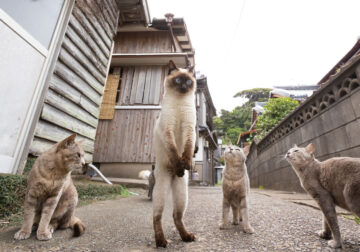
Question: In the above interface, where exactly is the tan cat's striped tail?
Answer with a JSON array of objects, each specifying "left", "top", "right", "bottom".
[{"left": 71, "top": 216, "right": 86, "bottom": 237}]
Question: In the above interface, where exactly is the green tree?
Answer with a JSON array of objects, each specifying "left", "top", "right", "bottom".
[
  {"left": 234, "top": 88, "right": 272, "bottom": 102},
  {"left": 213, "top": 88, "right": 270, "bottom": 145},
  {"left": 256, "top": 97, "right": 299, "bottom": 139}
]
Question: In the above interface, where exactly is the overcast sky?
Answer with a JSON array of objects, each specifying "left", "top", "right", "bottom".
[{"left": 148, "top": 0, "right": 360, "bottom": 112}]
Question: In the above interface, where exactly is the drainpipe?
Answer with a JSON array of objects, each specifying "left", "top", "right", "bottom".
[
  {"left": 88, "top": 163, "right": 112, "bottom": 185},
  {"left": 165, "top": 13, "right": 177, "bottom": 52}
]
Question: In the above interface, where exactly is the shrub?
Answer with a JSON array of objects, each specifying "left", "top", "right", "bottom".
[
  {"left": 0, "top": 174, "right": 129, "bottom": 221},
  {"left": 256, "top": 97, "right": 299, "bottom": 139},
  {"left": 0, "top": 175, "right": 27, "bottom": 219}
]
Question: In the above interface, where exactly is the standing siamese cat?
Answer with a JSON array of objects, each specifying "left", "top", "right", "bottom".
[
  {"left": 286, "top": 143, "right": 360, "bottom": 248},
  {"left": 152, "top": 60, "right": 196, "bottom": 248},
  {"left": 220, "top": 145, "right": 254, "bottom": 234},
  {"left": 14, "top": 134, "right": 86, "bottom": 241}
]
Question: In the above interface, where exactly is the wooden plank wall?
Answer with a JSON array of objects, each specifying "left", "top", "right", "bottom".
[
  {"left": 93, "top": 109, "right": 160, "bottom": 163},
  {"left": 118, "top": 66, "right": 165, "bottom": 105},
  {"left": 113, "top": 32, "right": 172, "bottom": 53},
  {"left": 30, "top": 0, "right": 120, "bottom": 162}
]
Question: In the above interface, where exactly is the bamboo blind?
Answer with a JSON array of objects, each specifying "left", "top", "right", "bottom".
[{"left": 99, "top": 68, "right": 121, "bottom": 119}]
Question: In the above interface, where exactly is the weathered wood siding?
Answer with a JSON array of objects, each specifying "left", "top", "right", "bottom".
[
  {"left": 30, "top": 0, "right": 120, "bottom": 162},
  {"left": 94, "top": 31, "right": 173, "bottom": 164},
  {"left": 113, "top": 31, "right": 173, "bottom": 53},
  {"left": 118, "top": 66, "right": 165, "bottom": 105},
  {"left": 94, "top": 109, "right": 160, "bottom": 163},
  {"left": 94, "top": 65, "right": 166, "bottom": 163}
]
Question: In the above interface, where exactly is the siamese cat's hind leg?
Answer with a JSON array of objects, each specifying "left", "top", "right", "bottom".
[
  {"left": 153, "top": 168, "right": 171, "bottom": 248},
  {"left": 172, "top": 173, "right": 195, "bottom": 242}
]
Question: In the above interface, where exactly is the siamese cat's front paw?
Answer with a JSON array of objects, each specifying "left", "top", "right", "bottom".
[
  {"left": 180, "top": 156, "right": 192, "bottom": 171},
  {"left": 14, "top": 230, "right": 31, "bottom": 240},
  {"left": 328, "top": 240, "right": 341, "bottom": 248},
  {"left": 317, "top": 230, "right": 332, "bottom": 240},
  {"left": 175, "top": 167, "right": 185, "bottom": 177},
  {"left": 37, "top": 229, "right": 52, "bottom": 241}
]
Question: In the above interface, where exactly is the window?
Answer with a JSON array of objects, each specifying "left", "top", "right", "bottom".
[{"left": 1, "top": 0, "right": 64, "bottom": 48}]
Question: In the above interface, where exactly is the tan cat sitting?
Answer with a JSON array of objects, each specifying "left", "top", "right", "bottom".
[
  {"left": 220, "top": 145, "right": 254, "bottom": 234},
  {"left": 285, "top": 143, "right": 360, "bottom": 248},
  {"left": 14, "top": 134, "right": 86, "bottom": 241}
]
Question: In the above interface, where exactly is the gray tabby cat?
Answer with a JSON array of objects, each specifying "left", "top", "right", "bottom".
[{"left": 285, "top": 143, "right": 360, "bottom": 248}]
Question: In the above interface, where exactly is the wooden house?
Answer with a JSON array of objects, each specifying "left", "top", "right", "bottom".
[
  {"left": 0, "top": 0, "right": 150, "bottom": 174},
  {"left": 92, "top": 15, "right": 196, "bottom": 178}
]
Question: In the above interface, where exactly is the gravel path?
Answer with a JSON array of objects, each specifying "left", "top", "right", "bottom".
[{"left": 0, "top": 187, "right": 359, "bottom": 251}]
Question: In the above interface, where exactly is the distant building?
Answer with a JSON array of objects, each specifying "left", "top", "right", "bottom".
[{"left": 193, "top": 73, "right": 218, "bottom": 185}]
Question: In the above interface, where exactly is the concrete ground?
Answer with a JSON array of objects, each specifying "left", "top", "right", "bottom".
[{"left": 0, "top": 187, "right": 359, "bottom": 251}]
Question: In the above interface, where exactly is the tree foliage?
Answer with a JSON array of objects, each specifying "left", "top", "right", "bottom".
[
  {"left": 234, "top": 88, "right": 272, "bottom": 102},
  {"left": 256, "top": 97, "right": 299, "bottom": 139},
  {"left": 213, "top": 88, "right": 271, "bottom": 144}
]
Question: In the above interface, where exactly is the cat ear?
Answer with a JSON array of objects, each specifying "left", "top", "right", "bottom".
[
  {"left": 57, "top": 133, "right": 77, "bottom": 151},
  {"left": 243, "top": 145, "right": 250, "bottom": 157},
  {"left": 228, "top": 140, "right": 233, "bottom": 145},
  {"left": 293, "top": 144, "right": 298, "bottom": 148},
  {"left": 168, "top": 60, "right": 178, "bottom": 74},
  {"left": 305, "top": 143, "right": 315, "bottom": 154}
]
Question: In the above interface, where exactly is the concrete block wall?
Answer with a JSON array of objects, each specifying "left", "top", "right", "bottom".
[{"left": 247, "top": 55, "right": 360, "bottom": 192}]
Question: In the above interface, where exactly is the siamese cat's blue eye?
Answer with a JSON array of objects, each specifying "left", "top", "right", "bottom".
[
  {"left": 186, "top": 79, "right": 192, "bottom": 85},
  {"left": 175, "top": 78, "right": 181, "bottom": 84}
]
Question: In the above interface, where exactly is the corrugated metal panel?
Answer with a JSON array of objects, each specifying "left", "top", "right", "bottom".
[{"left": 30, "top": 0, "right": 120, "bottom": 162}]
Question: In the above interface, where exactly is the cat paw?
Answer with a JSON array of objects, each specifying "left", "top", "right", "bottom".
[
  {"left": 243, "top": 226, "right": 254, "bottom": 234},
  {"left": 219, "top": 223, "right": 227, "bottom": 230},
  {"left": 180, "top": 156, "right": 192, "bottom": 171},
  {"left": 317, "top": 230, "right": 332, "bottom": 240},
  {"left": 175, "top": 167, "right": 185, "bottom": 177},
  {"left": 48, "top": 225, "right": 55, "bottom": 234},
  {"left": 181, "top": 232, "right": 195, "bottom": 242},
  {"left": 232, "top": 220, "right": 240, "bottom": 225},
  {"left": 37, "top": 230, "right": 52, "bottom": 241},
  {"left": 155, "top": 237, "right": 168, "bottom": 248},
  {"left": 328, "top": 240, "right": 342, "bottom": 248},
  {"left": 14, "top": 230, "right": 31, "bottom": 240}
]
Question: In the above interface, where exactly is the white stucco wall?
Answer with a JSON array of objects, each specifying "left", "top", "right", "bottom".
[{"left": 0, "top": 20, "right": 45, "bottom": 173}]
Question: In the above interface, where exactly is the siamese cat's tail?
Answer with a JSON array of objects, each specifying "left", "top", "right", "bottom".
[
  {"left": 138, "top": 170, "right": 151, "bottom": 180},
  {"left": 71, "top": 216, "right": 86, "bottom": 237}
]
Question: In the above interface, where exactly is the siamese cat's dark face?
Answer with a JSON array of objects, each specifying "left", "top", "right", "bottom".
[{"left": 166, "top": 61, "right": 196, "bottom": 94}]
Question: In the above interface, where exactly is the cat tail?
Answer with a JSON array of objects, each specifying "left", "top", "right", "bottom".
[
  {"left": 70, "top": 216, "right": 85, "bottom": 237},
  {"left": 138, "top": 170, "right": 151, "bottom": 180}
]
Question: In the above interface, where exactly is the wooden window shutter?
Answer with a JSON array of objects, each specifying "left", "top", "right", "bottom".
[{"left": 99, "top": 67, "right": 121, "bottom": 119}]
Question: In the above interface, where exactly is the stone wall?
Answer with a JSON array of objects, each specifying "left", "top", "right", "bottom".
[{"left": 247, "top": 54, "right": 360, "bottom": 192}]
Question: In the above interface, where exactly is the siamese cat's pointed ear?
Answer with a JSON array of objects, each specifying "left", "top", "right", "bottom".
[
  {"left": 243, "top": 145, "right": 250, "bottom": 157},
  {"left": 57, "top": 133, "right": 77, "bottom": 151},
  {"left": 168, "top": 60, "right": 178, "bottom": 74},
  {"left": 305, "top": 143, "right": 315, "bottom": 154}
]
